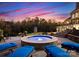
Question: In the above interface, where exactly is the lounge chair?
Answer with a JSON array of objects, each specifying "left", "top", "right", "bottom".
[
  {"left": 0, "top": 42, "right": 17, "bottom": 56},
  {"left": 44, "top": 45, "right": 70, "bottom": 57},
  {"left": 61, "top": 42, "right": 79, "bottom": 52},
  {"left": 0, "top": 42, "right": 17, "bottom": 51},
  {"left": 7, "top": 46, "right": 34, "bottom": 57}
]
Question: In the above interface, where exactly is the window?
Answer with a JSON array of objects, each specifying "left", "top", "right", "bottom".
[
  {"left": 72, "top": 14, "right": 74, "bottom": 19},
  {"left": 75, "top": 13, "right": 78, "bottom": 17}
]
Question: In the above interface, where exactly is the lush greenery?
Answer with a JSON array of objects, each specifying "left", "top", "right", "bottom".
[{"left": 0, "top": 17, "right": 58, "bottom": 36}]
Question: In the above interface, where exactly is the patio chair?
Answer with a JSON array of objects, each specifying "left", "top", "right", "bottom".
[
  {"left": 0, "top": 42, "right": 17, "bottom": 51},
  {"left": 0, "top": 42, "right": 17, "bottom": 56},
  {"left": 7, "top": 46, "right": 35, "bottom": 57},
  {"left": 61, "top": 42, "right": 79, "bottom": 52},
  {"left": 44, "top": 45, "right": 70, "bottom": 57}
]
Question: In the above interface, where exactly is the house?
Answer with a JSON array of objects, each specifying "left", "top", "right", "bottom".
[{"left": 57, "top": 2, "right": 79, "bottom": 32}]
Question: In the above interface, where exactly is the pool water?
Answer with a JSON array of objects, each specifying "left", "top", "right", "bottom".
[{"left": 27, "top": 35, "right": 52, "bottom": 41}]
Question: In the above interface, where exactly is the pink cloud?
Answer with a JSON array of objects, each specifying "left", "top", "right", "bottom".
[
  {"left": 15, "top": 3, "right": 69, "bottom": 16},
  {"left": 1, "top": 2, "right": 70, "bottom": 17},
  {"left": 32, "top": 11, "right": 56, "bottom": 16}
]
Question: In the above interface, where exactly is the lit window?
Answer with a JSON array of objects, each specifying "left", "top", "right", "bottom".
[
  {"left": 72, "top": 14, "right": 74, "bottom": 19},
  {"left": 76, "top": 13, "right": 78, "bottom": 17}
]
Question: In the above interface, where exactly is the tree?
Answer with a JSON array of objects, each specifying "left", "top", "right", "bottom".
[{"left": 0, "top": 17, "right": 58, "bottom": 36}]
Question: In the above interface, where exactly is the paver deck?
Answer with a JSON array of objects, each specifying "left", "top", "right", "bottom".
[{"left": 0, "top": 36, "right": 79, "bottom": 57}]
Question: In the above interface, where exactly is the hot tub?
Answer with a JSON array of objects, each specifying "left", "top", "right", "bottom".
[{"left": 21, "top": 35, "right": 58, "bottom": 50}]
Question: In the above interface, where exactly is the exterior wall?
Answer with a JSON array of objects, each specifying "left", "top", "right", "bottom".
[
  {"left": 73, "top": 24, "right": 79, "bottom": 30},
  {"left": 71, "top": 10, "right": 79, "bottom": 19},
  {"left": 71, "top": 14, "right": 75, "bottom": 19},
  {"left": 57, "top": 24, "right": 79, "bottom": 32},
  {"left": 57, "top": 25, "right": 73, "bottom": 32}
]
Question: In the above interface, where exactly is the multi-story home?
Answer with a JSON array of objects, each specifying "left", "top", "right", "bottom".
[{"left": 57, "top": 3, "right": 79, "bottom": 32}]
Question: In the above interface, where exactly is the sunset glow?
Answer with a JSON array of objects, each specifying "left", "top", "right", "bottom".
[{"left": 0, "top": 2, "right": 76, "bottom": 22}]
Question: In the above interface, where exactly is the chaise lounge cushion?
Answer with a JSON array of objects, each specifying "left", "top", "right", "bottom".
[
  {"left": 61, "top": 42, "right": 79, "bottom": 50},
  {"left": 0, "top": 42, "right": 17, "bottom": 51},
  {"left": 45, "top": 45, "right": 70, "bottom": 57},
  {"left": 7, "top": 46, "right": 34, "bottom": 57}
]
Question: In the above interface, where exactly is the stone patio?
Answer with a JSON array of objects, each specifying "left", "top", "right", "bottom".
[{"left": 0, "top": 36, "right": 79, "bottom": 57}]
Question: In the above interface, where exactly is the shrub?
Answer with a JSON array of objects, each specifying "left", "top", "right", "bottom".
[{"left": 0, "top": 35, "right": 4, "bottom": 41}]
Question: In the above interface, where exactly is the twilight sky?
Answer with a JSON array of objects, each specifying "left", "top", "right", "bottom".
[{"left": 0, "top": 2, "right": 76, "bottom": 22}]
